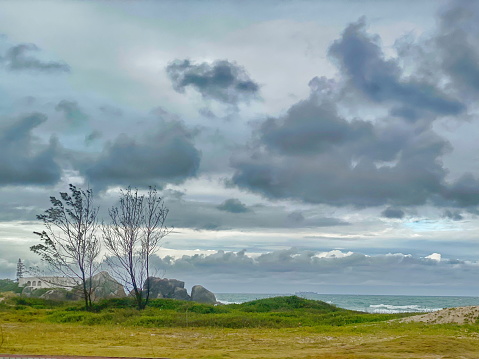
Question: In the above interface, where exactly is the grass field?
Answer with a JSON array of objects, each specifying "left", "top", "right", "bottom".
[{"left": 1, "top": 295, "right": 479, "bottom": 358}]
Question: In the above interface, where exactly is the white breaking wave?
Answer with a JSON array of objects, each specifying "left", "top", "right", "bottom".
[
  {"left": 217, "top": 300, "right": 242, "bottom": 305},
  {"left": 368, "top": 303, "right": 443, "bottom": 313}
]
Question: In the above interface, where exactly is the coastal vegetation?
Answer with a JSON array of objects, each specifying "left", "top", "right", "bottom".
[
  {"left": 0, "top": 279, "right": 21, "bottom": 294},
  {"left": 0, "top": 295, "right": 407, "bottom": 328},
  {"left": 1, "top": 294, "right": 479, "bottom": 358}
]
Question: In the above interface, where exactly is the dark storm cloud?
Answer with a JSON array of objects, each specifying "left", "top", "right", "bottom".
[
  {"left": 436, "top": 0, "right": 479, "bottom": 95},
  {"left": 79, "top": 119, "right": 201, "bottom": 190},
  {"left": 217, "top": 198, "right": 250, "bottom": 213},
  {"left": 329, "top": 18, "right": 465, "bottom": 119},
  {"left": 260, "top": 98, "right": 376, "bottom": 156},
  {"left": 0, "top": 113, "right": 61, "bottom": 186},
  {"left": 1, "top": 43, "right": 70, "bottom": 73},
  {"left": 230, "top": 16, "right": 479, "bottom": 209},
  {"left": 382, "top": 207, "right": 405, "bottom": 219},
  {"left": 166, "top": 59, "right": 259, "bottom": 105},
  {"left": 443, "top": 210, "right": 463, "bottom": 221},
  {"left": 231, "top": 95, "right": 451, "bottom": 207},
  {"left": 442, "top": 173, "right": 479, "bottom": 207}
]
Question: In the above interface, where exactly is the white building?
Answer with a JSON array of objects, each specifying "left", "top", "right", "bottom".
[{"left": 18, "top": 276, "right": 79, "bottom": 290}]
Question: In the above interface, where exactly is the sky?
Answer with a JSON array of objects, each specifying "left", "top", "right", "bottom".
[{"left": 1, "top": 0, "right": 479, "bottom": 296}]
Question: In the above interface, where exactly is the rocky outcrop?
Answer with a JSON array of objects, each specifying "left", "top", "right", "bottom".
[
  {"left": 88, "top": 271, "right": 126, "bottom": 300},
  {"left": 191, "top": 285, "right": 217, "bottom": 304},
  {"left": 144, "top": 277, "right": 191, "bottom": 301},
  {"left": 173, "top": 287, "right": 191, "bottom": 301},
  {"left": 144, "top": 277, "right": 216, "bottom": 303}
]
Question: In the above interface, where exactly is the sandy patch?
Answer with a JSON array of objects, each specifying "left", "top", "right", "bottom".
[{"left": 401, "top": 306, "right": 479, "bottom": 324}]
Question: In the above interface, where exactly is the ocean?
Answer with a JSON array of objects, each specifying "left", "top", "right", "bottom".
[{"left": 215, "top": 293, "right": 479, "bottom": 314}]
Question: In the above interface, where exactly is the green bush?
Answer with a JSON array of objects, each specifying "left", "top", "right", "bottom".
[
  {"left": 0, "top": 279, "right": 22, "bottom": 293},
  {"left": 233, "top": 296, "right": 340, "bottom": 313},
  {"left": 92, "top": 297, "right": 137, "bottom": 311},
  {"left": 8, "top": 296, "right": 66, "bottom": 309}
]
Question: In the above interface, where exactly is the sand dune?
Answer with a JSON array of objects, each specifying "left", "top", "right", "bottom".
[{"left": 401, "top": 306, "right": 479, "bottom": 324}]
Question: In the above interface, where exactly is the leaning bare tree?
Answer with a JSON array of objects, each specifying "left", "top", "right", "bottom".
[
  {"left": 102, "top": 187, "right": 170, "bottom": 310},
  {"left": 31, "top": 184, "right": 101, "bottom": 310}
]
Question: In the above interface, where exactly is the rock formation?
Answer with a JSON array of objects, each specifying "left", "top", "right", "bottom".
[
  {"left": 144, "top": 277, "right": 216, "bottom": 303},
  {"left": 88, "top": 271, "right": 126, "bottom": 300},
  {"left": 144, "top": 277, "right": 191, "bottom": 301},
  {"left": 20, "top": 273, "right": 214, "bottom": 305},
  {"left": 191, "top": 285, "right": 217, "bottom": 304}
]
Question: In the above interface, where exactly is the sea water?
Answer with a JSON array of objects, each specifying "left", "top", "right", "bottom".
[{"left": 215, "top": 293, "right": 479, "bottom": 313}]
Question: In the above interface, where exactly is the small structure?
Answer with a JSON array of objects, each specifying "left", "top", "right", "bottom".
[
  {"left": 18, "top": 276, "right": 79, "bottom": 290},
  {"left": 16, "top": 259, "right": 25, "bottom": 282}
]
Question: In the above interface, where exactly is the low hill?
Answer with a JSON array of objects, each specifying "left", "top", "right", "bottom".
[
  {"left": 401, "top": 306, "right": 479, "bottom": 324},
  {"left": 229, "top": 295, "right": 342, "bottom": 313}
]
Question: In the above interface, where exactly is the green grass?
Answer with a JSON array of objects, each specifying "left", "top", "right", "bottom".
[
  {"left": 0, "top": 295, "right": 411, "bottom": 328},
  {"left": 1, "top": 296, "right": 478, "bottom": 358}
]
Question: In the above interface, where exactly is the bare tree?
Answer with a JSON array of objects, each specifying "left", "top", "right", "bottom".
[
  {"left": 102, "top": 187, "right": 170, "bottom": 310},
  {"left": 31, "top": 184, "right": 101, "bottom": 310}
]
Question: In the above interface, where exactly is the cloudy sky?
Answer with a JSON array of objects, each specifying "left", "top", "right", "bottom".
[{"left": 1, "top": 0, "right": 479, "bottom": 296}]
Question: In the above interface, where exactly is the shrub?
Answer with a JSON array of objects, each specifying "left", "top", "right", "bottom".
[{"left": 0, "top": 279, "right": 22, "bottom": 293}]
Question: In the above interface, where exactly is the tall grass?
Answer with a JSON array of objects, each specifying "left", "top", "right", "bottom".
[{"left": 0, "top": 295, "right": 412, "bottom": 329}]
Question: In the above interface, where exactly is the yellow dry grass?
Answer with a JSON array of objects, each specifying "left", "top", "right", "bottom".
[{"left": 1, "top": 322, "right": 479, "bottom": 359}]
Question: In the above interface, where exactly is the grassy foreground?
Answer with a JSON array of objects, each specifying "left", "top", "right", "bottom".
[{"left": 1, "top": 295, "right": 479, "bottom": 358}]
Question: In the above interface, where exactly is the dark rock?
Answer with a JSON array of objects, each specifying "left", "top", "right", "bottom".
[
  {"left": 172, "top": 287, "right": 191, "bottom": 301},
  {"left": 88, "top": 271, "right": 126, "bottom": 300},
  {"left": 145, "top": 277, "right": 186, "bottom": 299},
  {"left": 191, "top": 285, "right": 216, "bottom": 304}
]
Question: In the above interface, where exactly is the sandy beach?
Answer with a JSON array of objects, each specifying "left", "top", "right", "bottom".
[{"left": 401, "top": 306, "right": 479, "bottom": 324}]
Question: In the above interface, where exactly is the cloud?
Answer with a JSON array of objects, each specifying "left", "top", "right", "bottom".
[
  {"left": 329, "top": 18, "right": 465, "bottom": 120},
  {"left": 231, "top": 94, "right": 452, "bottom": 207},
  {"left": 166, "top": 59, "right": 259, "bottom": 105},
  {"left": 442, "top": 173, "right": 479, "bottom": 207},
  {"left": 217, "top": 198, "right": 250, "bottom": 213},
  {"left": 0, "top": 113, "right": 62, "bottom": 186},
  {"left": 436, "top": 0, "right": 479, "bottom": 96},
  {"left": 443, "top": 209, "right": 463, "bottom": 221},
  {"left": 287, "top": 211, "right": 304, "bottom": 223},
  {"left": 229, "top": 16, "right": 479, "bottom": 209},
  {"left": 425, "top": 252, "right": 441, "bottom": 262},
  {"left": 85, "top": 130, "right": 102, "bottom": 145},
  {"left": 382, "top": 207, "right": 405, "bottom": 219},
  {"left": 260, "top": 98, "right": 374, "bottom": 156},
  {"left": 79, "top": 119, "right": 201, "bottom": 190},
  {"left": 162, "top": 196, "right": 347, "bottom": 231},
  {"left": 0, "top": 258, "right": 18, "bottom": 279},
  {"left": 147, "top": 248, "right": 479, "bottom": 293},
  {"left": 1, "top": 43, "right": 70, "bottom": 73},
  {"left": 55, "top": 100, "right": 88, "bottom": 126}
]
